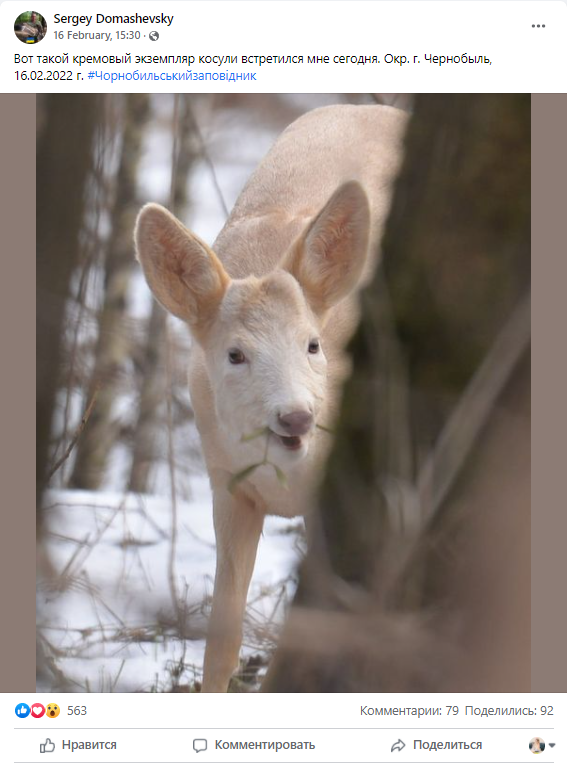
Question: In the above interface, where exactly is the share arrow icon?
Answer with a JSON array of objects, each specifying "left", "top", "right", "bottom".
[{"left": 391, "top": 739, "right": 406, "bottom": 753}]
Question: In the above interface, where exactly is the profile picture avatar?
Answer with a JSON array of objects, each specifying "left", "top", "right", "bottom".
[
  {"left": 529, "top": 737, "right": 546, "bottom": 754},
  {"left": 14, "top": 11, "right": 46, "bottom": 43}
]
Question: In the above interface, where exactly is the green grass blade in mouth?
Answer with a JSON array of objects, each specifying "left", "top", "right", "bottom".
[{"left": 240, "top": 426, "right": 270, "bottom": 442}]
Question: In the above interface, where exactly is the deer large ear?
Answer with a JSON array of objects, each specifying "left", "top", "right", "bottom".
[
  {"left": 282, "top": 181, "right": 370, "bottom": 315},
  {"left": 135, "top": 204, "right": 230, "bottom": 330}
]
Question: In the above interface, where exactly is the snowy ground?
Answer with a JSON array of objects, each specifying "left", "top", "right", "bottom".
[{"left": 38, "top": 477, "right": 304, "bottom": 692}]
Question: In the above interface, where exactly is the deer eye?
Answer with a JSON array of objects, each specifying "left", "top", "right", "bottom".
[
  {"left": 308, "top": 339, "right": 320, "bottom": 354},
  {"left": 228, "top": 348, "right": 246, "bottom": 365}
]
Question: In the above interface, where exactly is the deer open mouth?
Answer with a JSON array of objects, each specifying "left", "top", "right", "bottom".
[{"left": 271, "top": 431, "right": 303, "bottom": 451}]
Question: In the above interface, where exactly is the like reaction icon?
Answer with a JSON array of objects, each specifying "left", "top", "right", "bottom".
[
  {"left": 40, "top": 738, "right": 55, "bottom": 753},
  {"left": 15, "top": 703, "right": 30, "bottom": 719}
]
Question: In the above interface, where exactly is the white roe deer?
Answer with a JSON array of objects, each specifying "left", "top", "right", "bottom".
[{"left": 135, "top": 104, "right": 407, "bottom": 692}]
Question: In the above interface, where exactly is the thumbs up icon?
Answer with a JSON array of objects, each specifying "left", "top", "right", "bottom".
[{"left": 40, "top": 738, "right": 55, "bottom": 753}]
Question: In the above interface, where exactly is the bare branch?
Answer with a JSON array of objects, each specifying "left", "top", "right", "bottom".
[{"left": 46, "top": 385, "right": 101, "bottom": 482}]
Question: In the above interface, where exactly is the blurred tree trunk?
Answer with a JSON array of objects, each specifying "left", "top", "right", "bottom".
[
  {"left": 128, "top": 96, "right": 198, "bottom": 493},
  {"left": 37, "top": 95, "right": 102, "bottom": 514},
  {"left": 70, "top": 94, "right": 150, "bottom": 489},
  {"left": 263, "top": 94, "right": 530, "bottom": 692},
  {"left": 36, "top": 95, "right": 102, "bottom": 690}
]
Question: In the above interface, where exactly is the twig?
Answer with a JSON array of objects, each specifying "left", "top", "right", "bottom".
[
  {"left": 417, "top": 293, "right": 531, "bottom": 522},
  {"left": 184, "top": 98, "right": 229, "bottom": 218},
  {"left": 57, "top": 498, "right": 123, "bottom": 582},
  {"left": 46, "top": 384, "right": 101, "bottom": 481},
  {"left": 110, "top": 659, "right": 126, "bottom": 692}
]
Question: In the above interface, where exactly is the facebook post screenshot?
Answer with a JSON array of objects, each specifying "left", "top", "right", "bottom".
[{"left": 0, "top": 0, "right": 564, "bottom": 762}]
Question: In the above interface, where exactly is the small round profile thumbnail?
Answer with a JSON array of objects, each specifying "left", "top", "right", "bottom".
[
  {"left": 529, "top": 737, "right": 545, "bottom": 754},
  {"left": 14, "top": 11, "right": 46, "bottom": 44}
]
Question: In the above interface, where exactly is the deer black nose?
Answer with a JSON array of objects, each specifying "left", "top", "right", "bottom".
[{"left": 277, "top": 410, "right": 313, "bottom": 436}]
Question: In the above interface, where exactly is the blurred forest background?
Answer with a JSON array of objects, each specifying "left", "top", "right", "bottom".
[{"left": 37, "top": 93, "right": 530, "bottom": 693}]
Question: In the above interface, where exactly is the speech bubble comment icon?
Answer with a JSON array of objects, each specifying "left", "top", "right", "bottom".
[{"left": 193, "top": 739, "right": 207, "bottom": 753}]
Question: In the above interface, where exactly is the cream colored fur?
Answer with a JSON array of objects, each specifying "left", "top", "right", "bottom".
[{"left": 135, "top": 105, "right": 407, "bottom": 692}]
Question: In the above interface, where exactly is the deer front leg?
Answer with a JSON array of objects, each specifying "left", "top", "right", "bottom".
[{"left": 201, "top": 486, "right": 263, "bottom": 692}]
